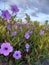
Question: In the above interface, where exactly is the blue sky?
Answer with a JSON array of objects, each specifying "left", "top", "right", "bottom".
[{"left": 0, "top": 0, "right": 49, "bottom": 23}]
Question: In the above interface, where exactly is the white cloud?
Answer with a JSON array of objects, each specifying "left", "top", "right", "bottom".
[{"left": 0, "top": 0, "right": 49, "bottom": 22}]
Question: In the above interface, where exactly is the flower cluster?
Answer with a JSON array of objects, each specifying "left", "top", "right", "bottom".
[
  {"left": 0, "top": 5, "right": 31, "bottom": 60},
  {"left": 0, "top": 42, "right": 30, "bottom": 59},
  {"left": 1, "top": 5, "right": 19, "bottom": 21},
  {"left": 0, "top": 4, "right": 49, "bottom": 65}
]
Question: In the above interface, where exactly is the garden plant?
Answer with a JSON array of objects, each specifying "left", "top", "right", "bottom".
[{"left": 0, "top": 5, "right": 49, "bottom": 65}]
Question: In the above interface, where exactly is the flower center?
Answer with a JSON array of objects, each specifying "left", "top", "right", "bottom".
[
  {"left": 4, "top": 14, "right": 6, "bottom": 17},
  {"left": 4, "top": 47, "right": 8, "bottom": 50},
  {"left": 16, "top": 54, "right": 18, "bottom": 56},
  {"left": 13, "top": 8, "right": 15, "bottom": 11}
]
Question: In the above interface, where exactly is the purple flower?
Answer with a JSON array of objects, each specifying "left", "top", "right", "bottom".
[
  {"left": 13, "top": 50, "right": 21, "bottom": 59},
  {"left": 1, "top": 42, "right": 13, "bottom": 56},
  {"left": 29, "top": 31, "right": 32, "bottom": 34},
  {"left": 2, "top": 10, "right": 11, "bottom": 20},
  {"left": 26, "top": 48, "right": 29, "bottom": 52},
  {"left": 25, "top": 43, "right": 30, "bottom": 49},
  {"left": 11, "top": 5, "right": 19, "bottom": 13},
  {"left": 39, "top": 30, "right": 44, "bottom": 35},
  {"left": 12, "top": 31, "right": 17, "bottom": 36},
  {"left": 25, "top": 43, "right": 30, "bottom": 52},
  {"left": 7, "top": 24, "right": 11, "bottom": 30},
  {"left": 44, "top": 27, "right": 48, "bottom": 30},
  {"left": 24, "top": 32, "right": 30, "bottom": 39}
]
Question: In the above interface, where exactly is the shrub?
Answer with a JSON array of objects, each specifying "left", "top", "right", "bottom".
[{"left": 0, "top": 5, "right": 49, "bottom": 65}]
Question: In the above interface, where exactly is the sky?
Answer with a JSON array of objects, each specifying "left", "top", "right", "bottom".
[{"left": 0, "top": 0, "right": 49, "bottom": 23}]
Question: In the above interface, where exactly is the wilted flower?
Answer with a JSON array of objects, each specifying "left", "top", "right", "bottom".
[
  {"left": 28, "top": 30, "right": 32, "bottom": 34},
  {"left": 39, "top": 30, "right": 44, "bottom": 35},
  {"left": 11, "top": 5, "right": 19, "bottom": 13},
  {"left": 1, "top": 42, "right": 13, "bottom": 56},
  {"left": 44, "top": 27, "right": 48, "bottom": 30},
  {"left": 25, "top": 43, "right": 30, "bottom": 52},
  {"left": 14, "top": 23, "right": 18, "bottom": 29},
  {"left": 13, "top": 50, "right": 21, "bottom": 59},
  {"left": 24, "top": 32, "right": 30, "bottom": 39},
  {"left": 12, "top": 31, "right": 17, "bottom": 36},
  {"left": 2, "top": 10, "right": 11, "bottom": 20}
]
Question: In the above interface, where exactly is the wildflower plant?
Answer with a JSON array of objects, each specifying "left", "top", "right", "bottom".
[{"left": 0, "top": 5, "right": 49, "bottom": 65}]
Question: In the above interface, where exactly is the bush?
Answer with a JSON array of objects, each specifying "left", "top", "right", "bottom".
[{"left": 0, "top": 5, "right": 49, "bottom": 65}]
